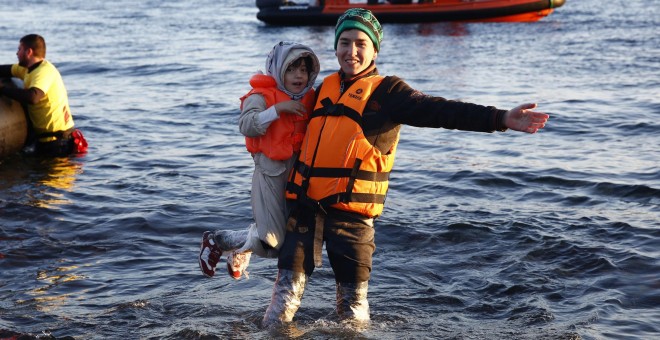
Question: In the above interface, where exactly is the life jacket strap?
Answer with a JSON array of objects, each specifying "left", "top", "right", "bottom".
[
  {"left": 287, "top": 182, "right": 387, "bottom": 208},
  {"left": 292, "top": 161, "right": 390, "bottom": 182},
  {"left": 311, "top": 97, "right": 362, "bottom": 126}
]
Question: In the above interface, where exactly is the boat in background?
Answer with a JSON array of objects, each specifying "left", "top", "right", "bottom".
[{"left": 257, "top": 0, "right": 566, "bottom": 25}]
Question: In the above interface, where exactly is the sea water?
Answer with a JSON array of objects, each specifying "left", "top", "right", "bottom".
[{"left": 0, "top": 0, "right": 658, "bottom": 338}]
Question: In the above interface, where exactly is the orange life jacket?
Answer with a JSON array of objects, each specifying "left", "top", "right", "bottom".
[
  {"left": 241, "top": 74, "right": 316, "bottom": 161},
  {"left": 286, "top": 73, "right": 398, "bottom": 218}
]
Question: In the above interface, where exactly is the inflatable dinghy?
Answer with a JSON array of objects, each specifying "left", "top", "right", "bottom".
[
  {"left": 0, "top": 79, "right": 28, "bottom": 158},
  {"left": 257, "top": 0, "right": 566, "bottom": 25}
]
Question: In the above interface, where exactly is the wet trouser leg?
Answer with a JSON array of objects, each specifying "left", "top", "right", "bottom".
[
  {"left": 267, "top": 208, "right": 375, "bottom": 326},
  {"left": 262, "top": 269, "right": 308, "bottom": 327},
  {"left": 215, "top": 224, "right": 280, "bottom": 258},
  {"left": 250, "top": 153, "right": 293, "bottom": 254},
  {"left": 325, "top": 212, "right": 374, "bottom": 322},
  {"left": 336, "top": 281, "right": 370, "bottom": 321},
  {"left": 213, "top": 229, "right": 248, "bottom": 252},
  {"left": 237, "top": 223, "right": 279, "bottom": 258}
]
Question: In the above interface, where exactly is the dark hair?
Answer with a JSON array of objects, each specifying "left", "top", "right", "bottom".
[
  {"left": 20, "top": 34, "right": 46, "bottom": 58},
  {"left": 288, "top": 56, "right": 313, "bottom": 75}
]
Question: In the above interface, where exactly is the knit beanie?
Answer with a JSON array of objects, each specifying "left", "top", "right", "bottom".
[{"left": 334, "top": 8, "right": 383, "bottom": 52}]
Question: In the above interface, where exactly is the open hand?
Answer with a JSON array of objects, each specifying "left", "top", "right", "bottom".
[{"left": 504, "top": 103, "right": 549, "bottom": 134}]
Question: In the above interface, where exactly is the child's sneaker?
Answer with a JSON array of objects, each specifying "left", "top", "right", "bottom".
[
  {"left": 199, "top": 231, "right": 222, "bottom": 278},
  {"left": 226, "top": 251, "right": 252, "bottom": 280}
]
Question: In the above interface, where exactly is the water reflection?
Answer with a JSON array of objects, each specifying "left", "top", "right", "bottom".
[
  {"left": 16, "top": 262, "right": 87, "bottom": 313},
  {"left": 0, "top": 156, "right": 84, "bottom": 208},
  {"left": 389, "top": 21, "right": 470, "bottom": 38},
  {"left": 417, "top": 22, "right": 470, "bottom": 37}
]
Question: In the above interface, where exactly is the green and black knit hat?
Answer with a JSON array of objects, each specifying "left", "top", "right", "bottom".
[{"left": 334, "top": 8, "right": 383, "bottom": 52}]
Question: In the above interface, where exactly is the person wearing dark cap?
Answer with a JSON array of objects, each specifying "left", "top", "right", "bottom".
[{"left": 262, "top": 8, "right": 549, "bottom": 327}]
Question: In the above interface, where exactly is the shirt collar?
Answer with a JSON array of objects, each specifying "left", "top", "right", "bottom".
[{"left": 27, "top": 60, "right": 44, "bottom": 73}]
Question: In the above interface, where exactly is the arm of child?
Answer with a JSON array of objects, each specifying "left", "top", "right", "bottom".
[{"left": 239, "top": 93, "right": 278, "bottom": 137}]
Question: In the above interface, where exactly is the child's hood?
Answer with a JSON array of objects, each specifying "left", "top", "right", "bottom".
[{"left": 265, "top": 41, "right": 320, "bottom": 100}]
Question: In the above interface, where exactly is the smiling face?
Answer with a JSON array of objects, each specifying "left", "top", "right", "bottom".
[
  {"left": 335, "top": 29, "right": 378, "bottom": 78},
  {"left": 283, "top": 58, "right": 310, "bottom": 95}
]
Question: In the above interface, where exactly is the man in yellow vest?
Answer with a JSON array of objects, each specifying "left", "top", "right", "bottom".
[
  {"left": 262, "top": 8, "right": 549, "bottom": 326},
  {"left": 0, "top": 34, "right": 86, "bottom": 156}
]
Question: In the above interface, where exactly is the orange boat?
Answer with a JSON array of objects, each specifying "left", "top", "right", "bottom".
[{"left": 257, "top": 0, "right": 565, "bottom": 25}]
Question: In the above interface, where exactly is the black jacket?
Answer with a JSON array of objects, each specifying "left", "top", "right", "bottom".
[{"left": 314, "top": 67, "right": 507, "bottom": 154}]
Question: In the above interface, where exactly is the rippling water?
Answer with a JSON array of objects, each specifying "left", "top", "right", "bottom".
[{"left": 0, "top": 0, "right": 658, "bottom": 339}]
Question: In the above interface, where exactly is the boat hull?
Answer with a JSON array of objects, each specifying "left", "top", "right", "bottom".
[
  {"left": 0, "top": 80, "right": 28, "bottom": 158},
  {"left": 257, "top": 0, "right": 565, "bottom": 25}
]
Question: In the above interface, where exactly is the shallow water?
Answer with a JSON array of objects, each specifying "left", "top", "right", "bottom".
[{"left": 0, "top": 0, "right": 658, "bottom": 339}]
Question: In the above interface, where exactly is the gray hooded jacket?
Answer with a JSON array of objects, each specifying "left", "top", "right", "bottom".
[
  {"left": 239, "top": 41, "right": 320, "bottom": 137},
  {"left": 236, "top": 42, "right": 320, "bottom": 254}
]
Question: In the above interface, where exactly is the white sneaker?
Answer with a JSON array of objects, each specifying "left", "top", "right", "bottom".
[{"left": 226, "top": 251, "right": 252, "bottom": 280}]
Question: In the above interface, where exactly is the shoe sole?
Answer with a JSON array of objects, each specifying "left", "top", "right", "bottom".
[{"left": 199, "top": 232, "right": 215, "bottom": 278}]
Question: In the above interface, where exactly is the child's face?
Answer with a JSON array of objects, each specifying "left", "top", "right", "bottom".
[{"left": 283, "top": 61, "right": 309, "bottom": 95}]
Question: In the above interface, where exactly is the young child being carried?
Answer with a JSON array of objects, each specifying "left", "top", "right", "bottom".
[{"left": 199, "top": 41, "right": 320, "bottom": 280}]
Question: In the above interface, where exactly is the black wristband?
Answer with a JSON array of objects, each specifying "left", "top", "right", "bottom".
[{"left": 495, "top": 109, "right": 508, "bottom": 132}]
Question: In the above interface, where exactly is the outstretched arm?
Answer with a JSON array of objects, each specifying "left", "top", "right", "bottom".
[{"left": 504, "top": 103, "right": 549, "bottom": 134}]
